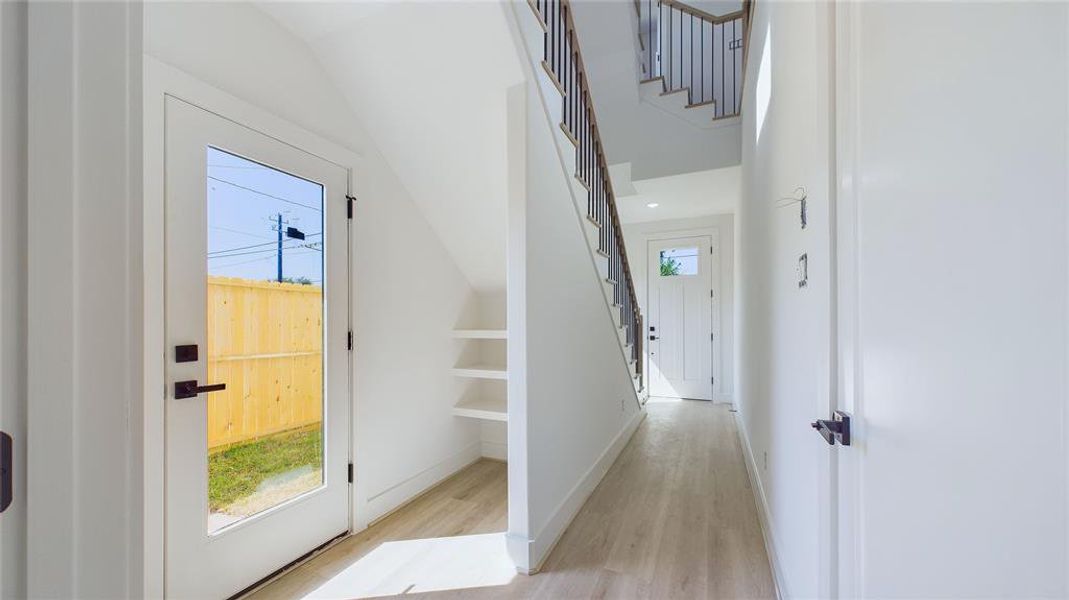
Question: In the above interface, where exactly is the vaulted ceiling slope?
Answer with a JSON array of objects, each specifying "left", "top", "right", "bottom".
[
  {"left": 257, "top": 2, "right": 524, "bottom": 292},
  {"left": 567, "top": 0, "right": 742, "bottom": 181}
]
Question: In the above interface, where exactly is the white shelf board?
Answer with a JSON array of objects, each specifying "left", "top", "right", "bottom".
[
  {"left": 452, "top": 365, "right": 508, "bottom": 380},
  {"left": 452, "top": 396, "right": 508, "bottom": 422},
  {"left": 452, "top": 329, "right": 507, "bottom": 340}
]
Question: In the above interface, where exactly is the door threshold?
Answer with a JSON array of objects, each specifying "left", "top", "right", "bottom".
[{"left": 231, "top": 530, "right": 349, "bottom": 600}]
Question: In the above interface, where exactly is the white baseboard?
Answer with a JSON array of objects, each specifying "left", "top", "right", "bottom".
[
  {"left": 519, "top": 408, "right": 647, "bottom": 574},
  {"left": 361, "top": 441, "right": 482, "bottom": 527},
  {"left": 481, "top": 440, "right": 508, "bottom": 462},
  {"left": 713, "top": 393, "right": 733, "bottom": 404},
  {"left": 733, "top": 411, "right": 788, "bottom": 600}
]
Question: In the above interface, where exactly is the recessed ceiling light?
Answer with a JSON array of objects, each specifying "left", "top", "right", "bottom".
[{"left": 646, "top": 203, "right": 659, "bottom": 208}]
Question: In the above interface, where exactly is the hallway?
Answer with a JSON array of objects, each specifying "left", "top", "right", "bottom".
[{"left": 250, "top": 400, "right": 774, "bottom": 599}]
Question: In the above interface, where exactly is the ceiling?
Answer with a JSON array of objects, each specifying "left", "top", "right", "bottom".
[
  {"left": 616, "top": 166, "right": 740, "bottom": 224},
  {"left": 257, "top": 1, "right": 524, "bottom": 292},
  {"left": 568, "top": 0, "right": 742, "bottom": 180}
]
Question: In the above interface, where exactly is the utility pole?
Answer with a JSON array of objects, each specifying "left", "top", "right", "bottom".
[{"left": 276, "top": 212, "right": 283, "bottom": 282}]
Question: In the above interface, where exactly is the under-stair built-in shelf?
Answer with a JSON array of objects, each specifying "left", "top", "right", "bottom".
[
  {"left": 452, "top": 365, "right": 508, "bottom": 380},
  {"left": 451, "top": 329, "right": 508, "bottom": 340},
  {"left": 452, "top": 320, "right": 509, "bottom": 430},
  {"left": 452, "top": 394, "right": 508, "bottom": 422}
]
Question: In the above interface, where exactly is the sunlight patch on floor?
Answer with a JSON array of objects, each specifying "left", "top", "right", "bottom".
[{"left": 300, "top": 533, "right": 515, "bottom": 599}]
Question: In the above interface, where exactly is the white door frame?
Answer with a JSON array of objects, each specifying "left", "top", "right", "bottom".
[
  {"left": 142, "top": 57, "right": 362, "bottom": 597},
  {"left": 831, "top": 1, "right": 855, "bottom": 597},
  {"left": 640, "top": 227, "right": 724, "bottom": 401}
]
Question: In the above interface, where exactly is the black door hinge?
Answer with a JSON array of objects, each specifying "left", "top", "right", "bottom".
[
  {"left": 0, "top": 431, "right": 11, "bottom": 513},
  {"left": 347, "top": 330, "right": 353, "bottom": 351},
  {"left": 347, "top": 462, "right": 354, "bottom": 483},
  {"left": 346, "top": 195, "right": 356, "bottom": 219}
]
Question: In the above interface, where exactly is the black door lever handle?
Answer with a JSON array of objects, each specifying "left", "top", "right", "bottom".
[
  {"left": 174, "top": 380, "right": 227, "bottom": 399},
  {"left": 649, "top": 335, "right": 658, "bottom": 341},
  {"left": 811, "top": 411, "right": 851, "bottom": 446}
]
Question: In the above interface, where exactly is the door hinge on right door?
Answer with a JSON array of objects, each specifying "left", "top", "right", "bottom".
[
  {"left": 346, "top": 195, "right": 356, "bottom": 219},
  {"left": 347, "top": 462, "right": 354, "bottom": 483}
]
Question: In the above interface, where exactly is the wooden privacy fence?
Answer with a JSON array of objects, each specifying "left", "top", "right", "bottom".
[{"left": 206, "top": 276, "right": 323, "bottom": 450}]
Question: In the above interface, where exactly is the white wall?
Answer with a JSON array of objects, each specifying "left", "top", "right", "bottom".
[
  {"left": 624, "top": 215, "right": 735, "bottom": 401},
  {"left": 144, "top": 0, "right": 483, "bottom": 534},
  {"left": 256, "top": 1, "right": 523, "bottom": 293},
  {"left": 736, "top": 1, "right": 833, "bottom": 596},
  {"left": 0, "top": 2, "right": 26, "bottom": 598}
]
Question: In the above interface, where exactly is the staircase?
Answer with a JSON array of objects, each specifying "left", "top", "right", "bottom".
[
  {"left": 517, "top": 0, "right": 646, "bottom": 397},
  {"left": 635, "top": 0, "right": 748, "bottom": 125}
]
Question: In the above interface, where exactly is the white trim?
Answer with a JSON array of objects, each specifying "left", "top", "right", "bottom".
[
  {"left": 481, "top": 440, "right": 508, "bottom": 462},
  {"left": 28, "top": 4, "right": 143, "bottom": 597},
  {"left": 833, "top": 1, "right": 863, "bottom": 597},
  {"left": 518, "top": 409, "right": 646, "bottom": 574},
  {"left": 362, "top": 441, "right": 483, "bottom": 527},
  {"left": 142, "top": 57, "right": 361, "bottom": 597},
  {"left": 734, "top": 411, "right": 786, "bottom": 600}
]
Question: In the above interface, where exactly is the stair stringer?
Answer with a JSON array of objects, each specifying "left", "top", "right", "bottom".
[{"left": 510, "top": 2, "right": 645, "bottom": 397}]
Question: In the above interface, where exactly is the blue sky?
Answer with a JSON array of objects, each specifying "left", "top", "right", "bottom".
[{"left": 206, "top": 147, "right": 324, "bottom": 284}]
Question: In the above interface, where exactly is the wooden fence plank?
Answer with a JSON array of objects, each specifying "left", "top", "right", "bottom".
[{"left": 206, "top": 276, "right": 323, "bottom": 450}]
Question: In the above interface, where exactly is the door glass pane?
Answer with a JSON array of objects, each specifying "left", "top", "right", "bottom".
[
  {"left": 659, "top": 247, "right": 699, "bottom": 276},
  {"left": 205, "top": 147, "right": 325, "bottom": 533}
]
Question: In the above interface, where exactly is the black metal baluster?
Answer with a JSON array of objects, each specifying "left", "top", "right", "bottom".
[
  {"left": 689, "top": 13, "right": 693, "bottom": 100},
  {"left": 720, "top": 21, "right": 725, "bottom": 118},
  {"left": 648, "top": 0, "right": 653, "bottom": 77},
  {"left": 732, "top": 18, "right": 737, "bottom": 115}
]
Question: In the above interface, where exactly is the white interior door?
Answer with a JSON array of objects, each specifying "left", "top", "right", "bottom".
[
  {"left": 834, "top": 3, "right": 1069, "bottom": 597},
  {"left": 165, "top": 97, "right": 350, "bottom": 599},
  {"left": 647, "top": 236, "right": 713, "bottom": 400}
]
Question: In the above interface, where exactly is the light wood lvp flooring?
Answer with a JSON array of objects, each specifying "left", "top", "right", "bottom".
[{"left": 250, "top": 400, "right": 775, "bottom": 599}]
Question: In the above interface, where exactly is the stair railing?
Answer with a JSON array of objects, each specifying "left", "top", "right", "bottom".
[
  {"left": 528, "top": 0, "right": 645, "bottom": 391},
  {"left": 638, "top": 0, "right": 747, "bottom": 119}
]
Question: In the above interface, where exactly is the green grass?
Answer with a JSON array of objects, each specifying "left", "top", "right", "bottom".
[{"left": 208, "top": 427, "right": 323, "bottom": 512}]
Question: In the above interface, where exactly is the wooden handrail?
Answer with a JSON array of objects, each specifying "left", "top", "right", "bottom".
[
  {"left": 558, "top": 1, "right": 640, "bottom": 334},
  {"left": 529, "top": 0, "right": 646, "bottom": 388},
  {"left": 659, "top": 0, "right": 745, "bottom": 26}
]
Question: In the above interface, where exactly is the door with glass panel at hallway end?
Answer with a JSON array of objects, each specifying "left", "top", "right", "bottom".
[
  {"left": 646, "top": 235, "right": 714, "bottom": 400},
  {"left": 164, "top": 97, "right": 350, "bottom": 599}
]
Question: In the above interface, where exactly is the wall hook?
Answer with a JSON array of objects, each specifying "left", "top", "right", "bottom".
[{"left": 775, "top": 186, "right": 807, "bottom": 229}]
